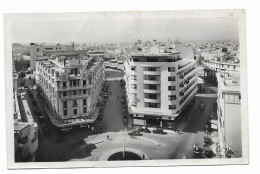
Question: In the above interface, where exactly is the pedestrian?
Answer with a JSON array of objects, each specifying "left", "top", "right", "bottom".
[
  {"left": 116, "top": 79, "right": 117, "bottom": 82},
  {"left": 91, "top": 126, "right": 94, "bottom": 132},
  {"left": 107, "top": 134, "right": 109, "bottom": 140},
  {"left": 143, "top": 154, "right": 145, "bottom": 160}
]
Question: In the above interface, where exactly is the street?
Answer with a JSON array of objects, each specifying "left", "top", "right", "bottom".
[{"left": 21, "top": 68, "right": 219, "bottom": 161}]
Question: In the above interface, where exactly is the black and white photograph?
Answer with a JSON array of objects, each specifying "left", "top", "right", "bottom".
[{"left": 4, "top": 9, "right": 248, "bottom": 168}]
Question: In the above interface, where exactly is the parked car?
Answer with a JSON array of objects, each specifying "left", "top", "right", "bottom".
[
  {"left": 123, "top": 118, "right": 128, "bottom": 125},
  {"left": 152, "top": 127, "right": 166, "bottom": 134},
  {"left": 38, "top": 130, "right": 44, "bottom": 139},
  {"left": 34, "top": 107, "right": 41, "bottom": 115},
  {"left": 139, "top": 127, "right": 151, "bottom": 133},
  {"left": 39, "top": 115, "right": 45, "bottom": 123},
  {"left": 200, "top": 104, "right": 205, "bottom": 110},
  {"left": 42, "top": 123, "right": 50, "bottom": 136},
  {"left": 32, "top": 99, "right": 37, "bottom": 106}
]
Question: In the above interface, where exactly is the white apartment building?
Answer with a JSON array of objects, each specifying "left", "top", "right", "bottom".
[
  {"left": 124, "top": 41, "right": 198, "bottom": 128},
  {"left": 30, "top": 43, "right": 74, "bottom": 71},
  {"left": 216, "top": 71, "right": 242, "bottom": 158},
  {"left": 35, "top": 54, "right": 105, "bottom": 127},
  {"left": 203, "top": 57, "right": 240, "bottom": 82}
]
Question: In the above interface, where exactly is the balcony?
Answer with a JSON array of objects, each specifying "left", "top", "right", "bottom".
[
  {"left": 144, "top": 98, "right": 161, "bottom": 103},
  {"left": 143, "top": 71, "right": 161, "bottom": 75},
  {"left": 144, "top": 89, "right": 160, "bottom": 93},
  {"left": 144, "top": 80, "right": 161, "bottom": 84}
]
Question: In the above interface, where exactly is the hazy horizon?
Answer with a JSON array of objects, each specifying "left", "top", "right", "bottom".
[{"left": 11, "top": 16, "right": 239, "bottom": 44}]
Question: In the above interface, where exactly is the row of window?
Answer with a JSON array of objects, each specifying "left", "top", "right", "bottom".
[
  {"left": 64, "top": 107, "right": 87, "bottom": 116},
  {"left": 63, "top": 99, "right": 87, "bottom": 108},
  {"left": 62, "top": 89, "right": 88, "bottom": 96}
]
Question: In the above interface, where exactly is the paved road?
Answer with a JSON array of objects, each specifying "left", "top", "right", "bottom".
[
  {"left": 28, "top": 69, "right": 218, "bottom": 161},
  {"left": 102, "top": 79, "right": 127, "bottom": 132}
]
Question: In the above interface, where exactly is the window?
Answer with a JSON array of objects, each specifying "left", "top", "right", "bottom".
[
  {"left": 132, "top": 93, "right": 137, "bottom": 98},
  {"left": 145, "top": 93, "right": 157, "bottom": 99},
  {"left": 169, "top": 105, "right": 176, "bottom": 110},
  {"left": 63, "top": 92, "right": 67, "bottom": 96},
  {"left": 145, "top": 84, "right": 157, "bottom": 90},
  {"left": 131, "top": 75, "right": 137, "bottom": 80},
  {"left": 83, "top": 89, "right": 87, "bottom": 94},
  {"left": 83, "top": 80, "right": 86, "bottom": 86},
  {"left": 168, "top": 86, "right": 176, "bottom": 91},
  {"left": 64, "top": 110, "right": 67, "bottom": 116},
  {"left": 131, "top": 66, "right": 136, "bottom": 71},
  {"left": 73, "top": 90, "right": 77, "bottom": 96},
  {"left": 168, "top": 76, "right": 176, "bottom": 81},
  {"left": 83, "top": 99, "right": 87, "bottom": 106},
  {"left": 63, "top": 82, "right": 67, "bottom": 87},
  {"left": 168, "top": 67, "right": 175, "bottom": 72},
  {"left": 83, "top": 107, "right": 87, "bottom": 113},
  {"left": 168, "top": 95, "right": 176, "bottom": 101},
  {"left": 73, "top": 80, "right": 77, "bottom": 86},
  {"left": 146, "top": 67, "right": 157, "bottom": 71},
  {"left": 138, "top": 48, "right": 142, "bottom": 51},
  {"left": 73, "top": 109, "right": 77, "bottom": 115},
  {"left": 145, "top": 75, "right": 158, "bottom": 81},
  {"left": 63, "top": 101, "right": 67, "bottom": 108},
  {"left": 131, "top": 84, "right": 137, "bottom": 89},
  {"left": 145, "top": 102, "right": 160, "bottom": 108},
  {"left": 73, "top": 100, "right": 77, "bottom": 107}
]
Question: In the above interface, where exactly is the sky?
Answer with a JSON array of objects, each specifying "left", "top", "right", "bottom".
[{"left": 10, "top": 15, "right": 239, "bottom": 44}]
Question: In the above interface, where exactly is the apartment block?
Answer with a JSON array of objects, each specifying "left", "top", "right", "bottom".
[
  {"left": 35, "top": 54, "right": 105, "bottom": 127},
  {"left": 216, "top": 71, "right": 242, "bottom": 158},
  {"left": 124, "top": 41, "right": 198, "bottom": 128}
]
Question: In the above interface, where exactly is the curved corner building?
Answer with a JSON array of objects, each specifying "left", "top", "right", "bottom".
[{"left": 124, "top": 41, "right": 198, "bottom": 128}]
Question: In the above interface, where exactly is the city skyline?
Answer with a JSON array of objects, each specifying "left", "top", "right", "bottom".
[{"left": 11, "top": 16, "right": 239, "bottom": 44}]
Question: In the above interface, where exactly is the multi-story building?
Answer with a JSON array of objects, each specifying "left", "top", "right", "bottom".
[
  {"left": 203, "top": 56, "right": 240, "bottom": 82},
  {"left": 124, "top": 41, "right": 198, "bottom": 128},
  {"left": 30, "top": 43, "right": 74, "bottom": 71},
  {"left": 216, "top": 71, "right": 242, "bottom": 158},
  {"left": 13, "top": 61, "right": 38, "bottom": 162},
  {"left": 35, "top": 54, "right": 105, "bottom": 128}
]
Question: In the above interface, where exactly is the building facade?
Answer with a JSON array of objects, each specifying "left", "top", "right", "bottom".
[
  {"left": 203, "top": 57, "right": 240, "bottom": 83},
  {"left": 124, "top": 41, "right": 198, "bottom": 128},
  {"left": 13, "top": 61, "right": 38, "bottom": 162},
  {"left": 35, "top": 54, "right": 105, "bottom": 127},
  {"left": 216, "top": 71, "right": 242, "bottom": 158},
  {"left": 30, "top": 43, "right": 74, "bottom": 71}
]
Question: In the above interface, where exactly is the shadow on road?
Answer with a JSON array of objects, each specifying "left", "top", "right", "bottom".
[{"left": 66, "top": 140, "right": 97, "bottom": 160}]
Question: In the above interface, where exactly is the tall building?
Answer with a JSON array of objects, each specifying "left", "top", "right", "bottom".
[
  {"left": 30, "top": 43, "right": 74, "bottom": 71},
  {"left": 35, "top": 54, "right": 105, "bottom": 128},
  {"left": 216, "top": 71, "right": 242, "bottom": 158},
  {"left": 124, "top": 41, "right": 198, "bottom": 128}
]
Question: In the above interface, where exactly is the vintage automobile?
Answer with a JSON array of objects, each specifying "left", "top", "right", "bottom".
[
  {"left": 128, "top": 130, "right": 143, "bottom": 137},
  {"left": 152, "top": 127, "right": 166, "bottom": 134},
  {"left": 200, "top": 103, "right": 205, "bottom": 110}
]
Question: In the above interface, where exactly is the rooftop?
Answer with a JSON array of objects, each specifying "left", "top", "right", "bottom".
[{"left": 216, "top": 71, "right": 240, "bottom": 92}]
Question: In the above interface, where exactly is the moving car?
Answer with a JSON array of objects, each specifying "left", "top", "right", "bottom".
[{"left": 128, "top": 130, "right": 143, "bottom": 137}]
